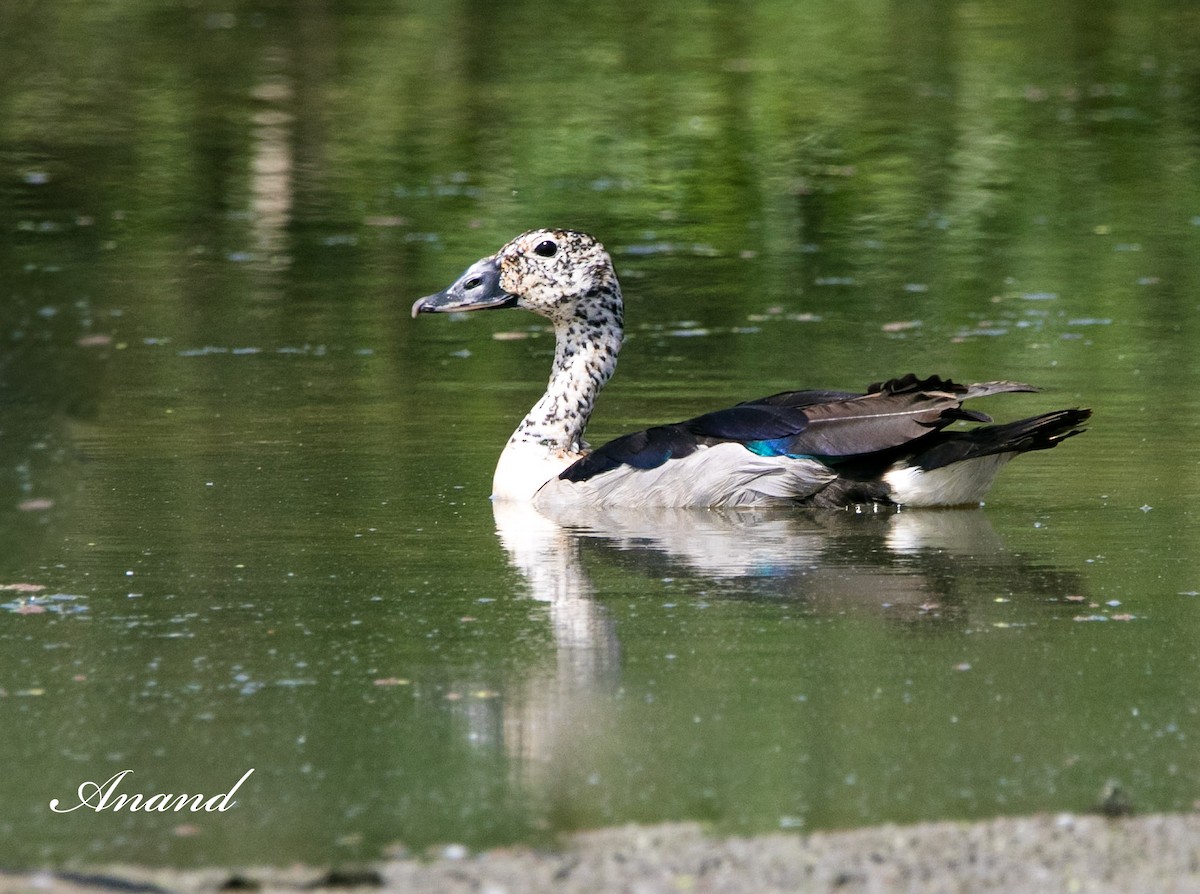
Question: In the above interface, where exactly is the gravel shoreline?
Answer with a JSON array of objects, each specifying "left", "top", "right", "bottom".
[{"left": 7, "top": 812, "right": 1200, "bottom": 894}]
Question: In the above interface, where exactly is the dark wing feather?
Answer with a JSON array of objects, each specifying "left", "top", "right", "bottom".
[
  {"left": 769, "top": 373, "right": 1042, "bottom": 458},
  {"left": 773, "top": 388, "right": 964, "bottom": 457},
  {"left": 736, "top": 389, "right": 861, "bottom": 409},
  {"left": 683, "top": 404, "right": 811, "bottom": 442},
  {"left": 560, "top": 425, "right": 702, "bottom": 482}
]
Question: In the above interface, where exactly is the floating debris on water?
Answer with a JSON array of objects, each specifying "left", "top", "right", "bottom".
[
  {"left": 0, "top": 592, "right": 87, "bottom": 616},
  {"left": 950, "top": 326, "right": 1008, "bottom": 340},
  {"left": 363, "top": 215, "right": 409, "bottom": 227},
  {"left": 589, "top": 177, "right": 633, "bottom": 192},
  {"left": 621, "top": 241, "right": 720, "bottom": 257},
  {"left": 173, "top": 344, "right": 350, "bottom": 357}
]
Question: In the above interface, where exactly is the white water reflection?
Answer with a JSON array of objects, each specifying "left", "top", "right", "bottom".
[
  {"left": 491, "top": 501, "right": 621, "bottom": 776},
  {"left": 540, "top": 503, "right": 1011, "bottom": 577},
  {"left": 249, "top": 54, "right": 295, "bottom": 272}
]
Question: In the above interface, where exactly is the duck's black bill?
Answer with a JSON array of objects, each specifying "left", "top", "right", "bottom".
[{"left": 411, "top": 258, "right": 518, "bottom": 317}]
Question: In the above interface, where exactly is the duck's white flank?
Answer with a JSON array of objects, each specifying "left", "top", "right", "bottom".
[{"left": 534, "top": 442, "right": 839, "bottom": 509}]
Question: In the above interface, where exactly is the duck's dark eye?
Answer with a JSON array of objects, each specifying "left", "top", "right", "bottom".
[{"left": 534, "top": 240, "right": 558, "bottom": 258}]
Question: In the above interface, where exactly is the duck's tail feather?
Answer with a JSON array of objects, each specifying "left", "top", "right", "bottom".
[{"left": 912, "top": 407, "right": 1092, "bottom": 471}]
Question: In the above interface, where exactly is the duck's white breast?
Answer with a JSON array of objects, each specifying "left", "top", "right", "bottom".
[{"left": 492, "top": 439, "right": 585, "bottom": 502}]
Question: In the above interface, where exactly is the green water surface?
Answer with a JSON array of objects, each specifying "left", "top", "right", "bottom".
[{"left": 2, "top": 0, "right": 1200, "bottom": 868}]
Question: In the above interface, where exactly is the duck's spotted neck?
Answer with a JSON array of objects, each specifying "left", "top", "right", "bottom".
[{"left": 510, "top": 285, "right": 623, "bottom": 454}]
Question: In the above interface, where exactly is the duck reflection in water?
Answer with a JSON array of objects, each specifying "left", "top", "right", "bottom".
[{"left": 491, "top": 501, "right": 1085, "bottom": 783}]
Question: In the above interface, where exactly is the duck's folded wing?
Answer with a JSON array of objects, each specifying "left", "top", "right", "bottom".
[
  {"left": 743, "top": 374, "right": 1040, "bottom": 459},
  {"left": 560, "top": 375, "right": 1035, "bottom": 483},
  {"left": 752, "top": 388, "right": 974, "bottom": 458}
]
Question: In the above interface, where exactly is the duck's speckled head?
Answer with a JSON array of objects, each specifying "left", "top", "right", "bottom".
[{"left": 411, "top": 229, "right": 621, "bottom": 325}]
